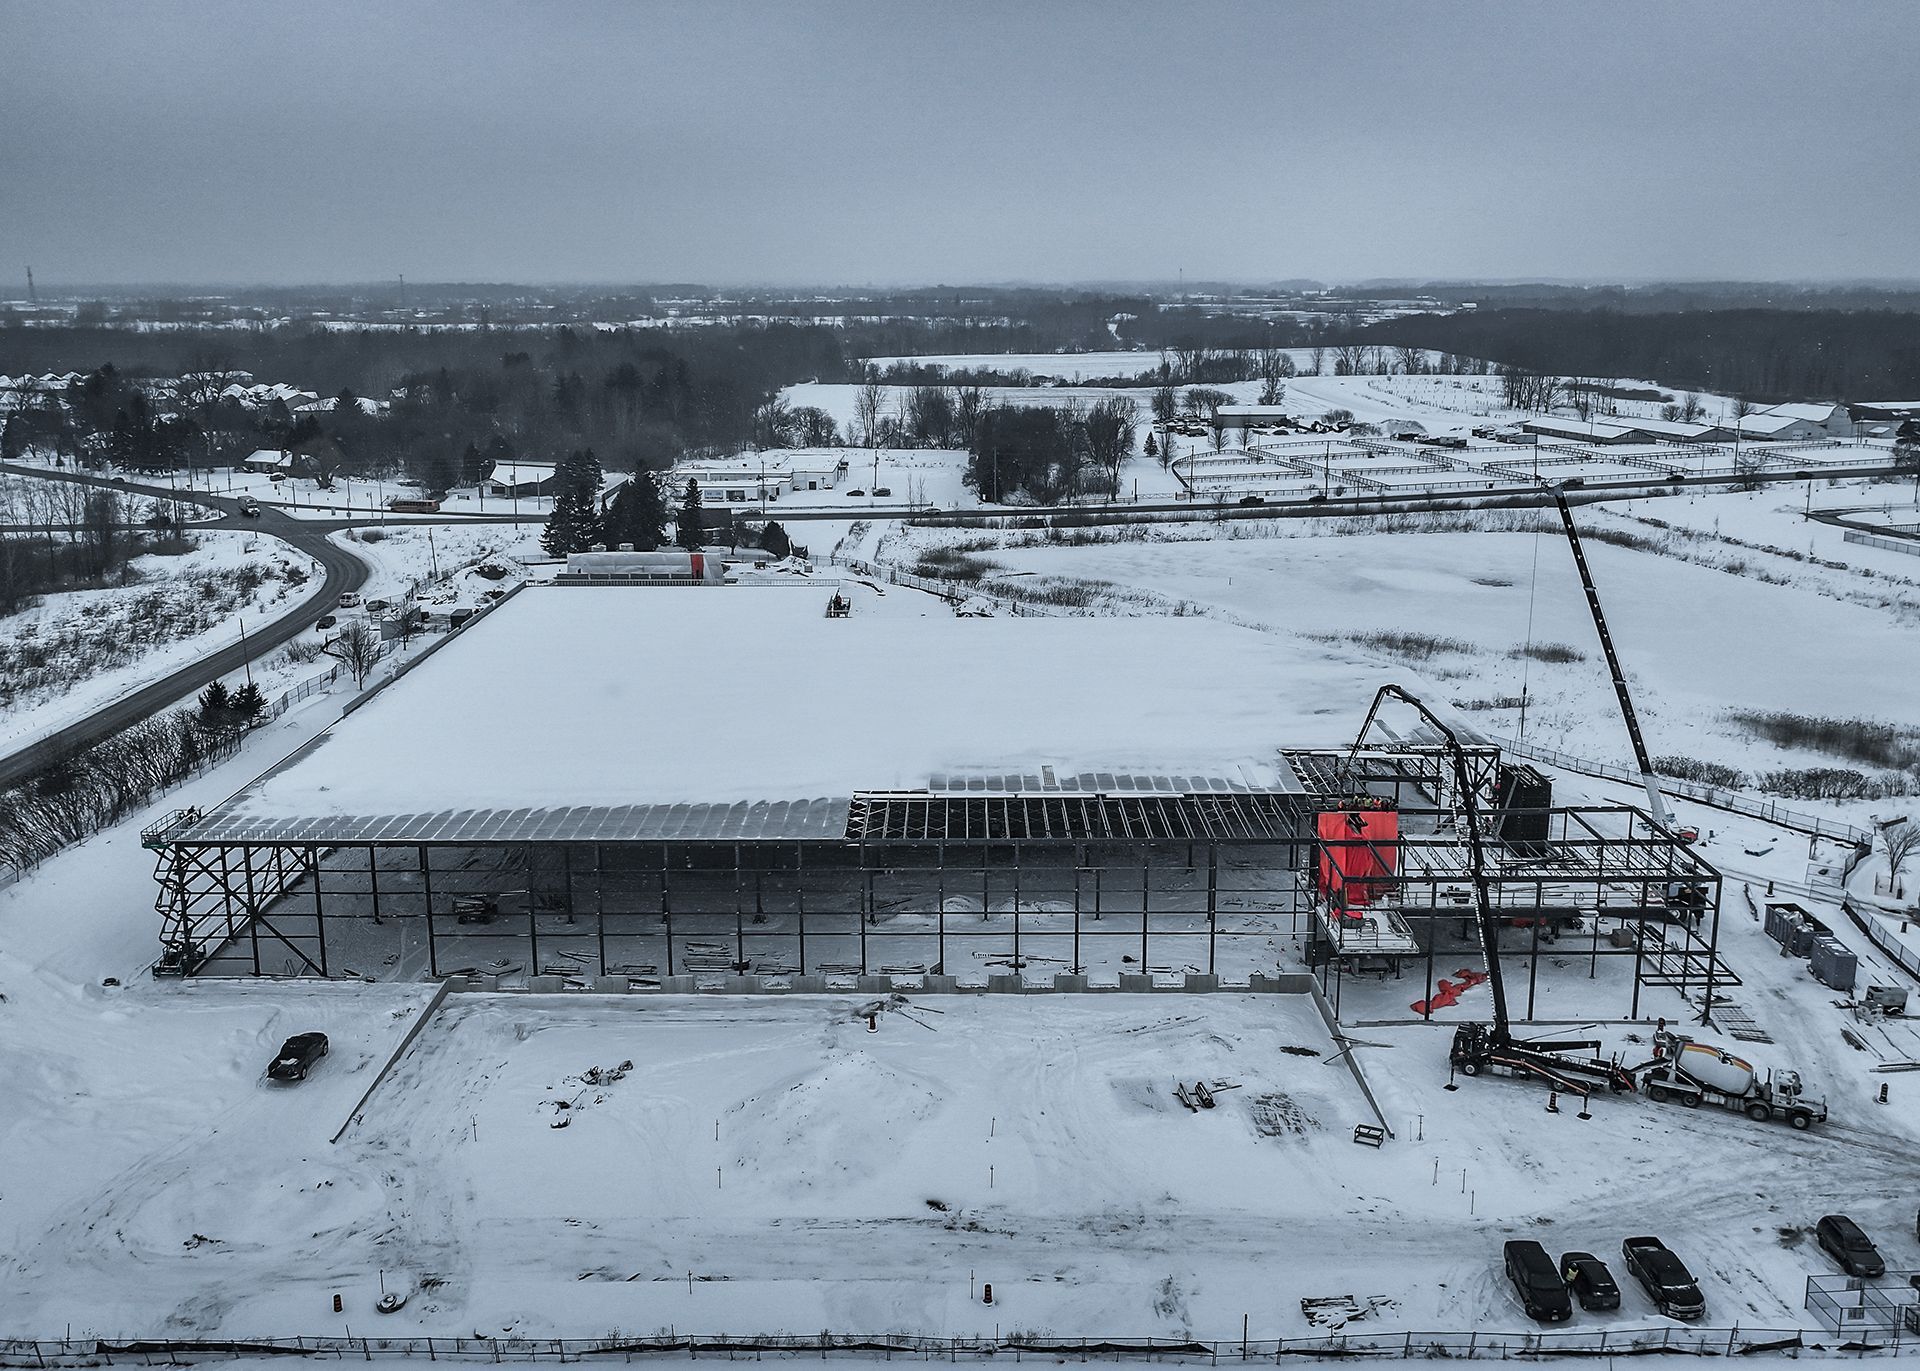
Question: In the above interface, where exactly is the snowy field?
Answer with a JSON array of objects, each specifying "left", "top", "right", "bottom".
[
  {"left": 7, "top": 975, "right": 1920, "bottom": 1342},
  {"left": 881, "top": 487, "right": 1920, "bottom": 787},
  {"left": 0, "top": 530, "right": 322, "bottom": 751}
]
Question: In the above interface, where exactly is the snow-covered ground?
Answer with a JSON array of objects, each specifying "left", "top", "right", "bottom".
[
  {"left": 6, "top": 365, "right": 1920, "bottom": 1349},
  {"left": 879, "top": 484, "right": 1920, "bottom": 792},
  {"left": 329, "top": 523, "right": 541, "bottom": 612},
  {"left": 0, "top": 530, "right": 323, "bottom": 752}
]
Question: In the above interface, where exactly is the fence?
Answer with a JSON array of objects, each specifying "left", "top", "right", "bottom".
[
  {"left": 1845, "top": 899, "right": 1920, "bottom": 983},
  {"left": 0, "top": 1324, "right": 1845, "bottom": 1367},
  {"left": 1844, "top": 529, "right": 1920, "bottom": 558},
  {"left": 1492, "top": 736, "right": 1874, "bottom": 846}
]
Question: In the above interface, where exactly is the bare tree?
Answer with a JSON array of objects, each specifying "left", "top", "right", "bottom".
[
  {"left": 1255, "top": 345, "right": 1293, "bottom": 405},
  {"left": 1081, "top": 396, "right": 1138, "bottom": 496},
  {"left": 1308, "top": 345, "right": 1326, "bottom": 377},
  {"left": 1885, "top": 819, "right": 1919, "bottom": 894},
  {"left": 331, "top": 619, "right": 383, "bottom": 688},
  {"left": 854, "top": 380, "right": 886, "bottom": 448}
]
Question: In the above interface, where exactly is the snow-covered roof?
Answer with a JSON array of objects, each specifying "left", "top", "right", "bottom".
[
  {"left": 1216, "top": 405, "right": 1293, "bottom": 420},
  {"left": 483, "top": 461, "right": 557, "bottom": 486},
  {"left": 1736, "top": 412, "right": 1811, "bottom": 435},
  {"left": 241, "top": 448, "right": 294, "bottom": 468},
  {"left": 1760, "top": 402, "right": 1843, "bottom": 424},
  {"left": 181, "top": 585, "right": 1336, "bottom": 843}
]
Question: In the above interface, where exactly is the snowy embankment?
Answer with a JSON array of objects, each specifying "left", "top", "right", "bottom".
[
  {"left": 0, "top": 531, "right": 324, "bottom": 753},
  {"left": 329, "top": 523, "right": 541, "bottom": 611}
]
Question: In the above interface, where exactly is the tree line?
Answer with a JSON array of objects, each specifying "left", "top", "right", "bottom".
[
  {"left": 1370, "top": 308, "right": 1920, "bottom": 403},
  {"left": 1, "top": 322, "right": 856, "bottom": 492}
]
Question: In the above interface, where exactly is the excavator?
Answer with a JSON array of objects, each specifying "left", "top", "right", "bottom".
[{"left": 1342, "top": 684, "right": 1637, "bottom": 1098}]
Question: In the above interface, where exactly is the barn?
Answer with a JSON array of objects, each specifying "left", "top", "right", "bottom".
[{"left": 141, "top": 581, "right": 1722, "bottom": 1019}]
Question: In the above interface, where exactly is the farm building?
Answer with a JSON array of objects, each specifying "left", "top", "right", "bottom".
[
  {"left": 1754, "top": 402, "right": 1852, "bottom": 438},
  {"left": 1211, "top": 404, "right": 1298, "bottom": 440},
  {"left": 140, "top": 583, "right": 1724, "bottom": 1022},
  {"left": 1520, "top": 418, "right": 1654, "bottom": 445}
]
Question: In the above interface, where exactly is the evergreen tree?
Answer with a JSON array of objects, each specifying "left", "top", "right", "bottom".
[
  {"left": 760, "top": 520, "right": 792, "bottom": 558},
  {"left": 232, "top": 680, "right": 267, "bottom": 718},
  {"left": 604, "top": 470, "right": 669, "bottom": 550},
  {"left": 629, "top": 470, "right": 668, "bottom": 549},
  {"left": 541, "top": 489, "right": 587, "bottom": 557},
  {"left": 197, "top": 679, "right": 233, "bottom": 726},
  {"left": 459, "top": 442, "right": 487, "bottom": 487},
  {"left": 676, "top": 479, "right": 705, "bottom": 551},
  {"left": 424, "top": 453, "right": 456, "bottom": 497}
]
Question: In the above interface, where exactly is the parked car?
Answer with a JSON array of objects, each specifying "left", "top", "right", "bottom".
[
  {"left": 315, "top": 614, "right": 337, "bottom": 630},
  {"left": 336, "top": 593, "right": 362, "bottom": 608},
  {"left": 845, "top": 489, "right": 866, "bottom": 498},
  {"left": 1504, "top": 1240, "right": 1572, "bottom": 1323},
  {"left": 1559, "top": 1252, "right": 1621, "bottom": 1311},
  {"left": 365, "top": 599, "right": 390, "bottom": 612},
  {"left": 267, "top": 1032, "right": 329, "bottom": 1082},
  {"left": 872, "top": 486, "right": 892, "bottom": 497},
  {"left": 1621, "top": 1237, "right": 1706, "bottom": 1320},
  {"left": 1817, "top": 1215, "right": 1885, "bottom": 1278}
]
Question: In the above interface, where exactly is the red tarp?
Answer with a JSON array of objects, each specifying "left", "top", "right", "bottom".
[{"left": 1316, "top": 806, "right": 1399, "bottom": 913}]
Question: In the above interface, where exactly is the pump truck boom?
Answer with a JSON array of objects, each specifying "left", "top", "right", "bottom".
[{"left": 1548, "top": 488, "right": 1678, "bottom": 835}]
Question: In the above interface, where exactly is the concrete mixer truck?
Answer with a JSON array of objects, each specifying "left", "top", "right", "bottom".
[{"left": 1635, "top": 1027, "right": 1826, "bottom": 1129}]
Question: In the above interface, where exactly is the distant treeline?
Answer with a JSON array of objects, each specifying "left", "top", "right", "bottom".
[
  {"left": 1, "top": 323, "right": 853, "bottom": 481},
  {"left": 1362, "top": 308, "right": 1920, "bottom": 402}
]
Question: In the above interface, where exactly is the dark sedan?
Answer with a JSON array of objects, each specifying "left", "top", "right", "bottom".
[
  {"left": 267, "top": 1032, "right": 329, "bottom": 1082},
  {"left": 1560, "top": 1251, "right": 1621, "bottom": 1311}
]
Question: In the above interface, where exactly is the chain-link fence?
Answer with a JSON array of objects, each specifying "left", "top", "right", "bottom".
[{"left": 0, "top": 1324, "right": 1843, "bottom": 1368}]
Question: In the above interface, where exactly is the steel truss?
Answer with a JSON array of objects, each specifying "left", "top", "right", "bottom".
[{"left": 1306, "top": 803, "right": 1728, "bottom": 1022}]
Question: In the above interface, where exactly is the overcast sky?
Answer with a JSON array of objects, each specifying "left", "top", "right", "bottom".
[{"left": 4, "top": 0, "right": 1916, "bottom": 289}]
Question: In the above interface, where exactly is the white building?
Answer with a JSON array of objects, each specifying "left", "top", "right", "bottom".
[
  {"left": 481, "top": 461, "right": 558, "bottom": 498},
  {"left": 240, "top": 448, "right": 296, "bottom": 474},
  {"left": 1734, "top": 411, "right": 1827, "bottom": 442},
  {"left": 668, "top": 449, "right": 852, "bottom": 504}
]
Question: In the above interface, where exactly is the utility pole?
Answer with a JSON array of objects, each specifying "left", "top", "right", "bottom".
[
  {"left": 25, "top": 266, "right": 34, "bottom": 304},
  {"left": 237, "top": 615, "right": 253, "bottom": 685}
]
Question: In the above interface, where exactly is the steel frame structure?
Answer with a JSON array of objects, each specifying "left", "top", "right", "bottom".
[
  {"left": 146, "top": 754, "right": 1727, "bottom": 1024},
  {"left": 148, "top": 829, "right": 1315, "bottom": 983},
  {"left": 1306, "top": 803, "right": 1728, "bottom": 1021}
]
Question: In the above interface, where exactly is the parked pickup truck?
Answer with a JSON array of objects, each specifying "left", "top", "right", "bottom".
[{"left": 1622, "top": 1237, "right": 1705, "bottom": 1321}]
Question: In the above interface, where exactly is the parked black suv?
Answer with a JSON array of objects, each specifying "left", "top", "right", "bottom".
[
  {"left": 1622, "top": 1237, "right": 1706, "bottom": 1320},
  {"left": 1504, "top": 1240, "right": 1572, "bottom": 1323},
  {"left": 1817, "top": 1215, "right": 1885, "bottom": 1278},
  {"left": 1559, "top": 1251, "right": 1621, "bottom": 1311}
]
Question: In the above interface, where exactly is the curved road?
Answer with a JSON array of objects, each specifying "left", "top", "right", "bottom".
[{"left": 0, "top": 463, "right": 375, "bottom": 790}]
